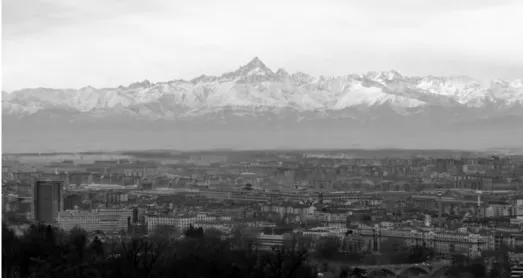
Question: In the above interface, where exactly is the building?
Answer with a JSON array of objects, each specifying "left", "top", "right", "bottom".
[
  {"left": 145, "top": 213, "right": 230, "bottom": 234},
  {"left": 58, "top": 208, "right": 133, "bottom": 233},
  {"left": 301, "top": 227, "right": 347, "bottom": 239},
  {"left": 454, "top": 175, "right": 493, "bottom": 190},
  {"left": 261, "top": 203, "right": 315, "bottom": 216},
  {"left": 256, "top": 233, "right": 288, "bottom": 251},
  {"left": 105, "top": 192, "right": 129, "bottom": 205},
  {"left": 58, "top": 210, "right": 100, "bottom": 232},
  {"left": 321, "top": 191, "right": 363, "bottom": 202},
  {"left": 462, "top": 164, "right": 492, "bottom": 175},
  {"left": 341, "top": 234, "right": 366, "bottom": 253},
  {"left": 2, "top": 194, "right": 18, "bottom": 212},
  {"left": 511, "top": 263, "right": 523, "bottom": 278},
  {"left": 189, "top": 155, "right": 228, "bottom": 164},
  {"left": 407, "top": 193, "right": 483, "bottom": 215},
  {"left": 353, "top": 225, "right": 488, "bottom": 258},
  {"left": 64, "top": 194, "right": 83, "bottom": 210},
  {"left": 68, "top": 172, "right": 93, "bottom": 186},
  {"left": 121, "top": 166, "right": 158, "bottom": 178},
  {"left": 198, "top": 188, "right": 272, "bottom": 203},
  {"left": 193, "top": 221, "right": 234, "bottom": 234},
  {"left": 140, "top": 182, "right": 153, "bottom": 191},
  {"left": 33, "top": 180, "right": 64, "bottom": 223},
  {"left": 96, "top": 208, "right": 132, "bottom": 233},
  {"left": 485, "top": 202, "right": 516, "bottom": 217}
]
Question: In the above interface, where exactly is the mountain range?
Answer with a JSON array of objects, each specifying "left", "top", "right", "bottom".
[{"left": 3, "top": 57, "right": 523, "bottom": 153}]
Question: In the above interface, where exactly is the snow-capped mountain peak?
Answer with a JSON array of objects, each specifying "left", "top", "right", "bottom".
[
  {"left": 219, "top": 57, "right": 276, "bottom": 82},
  {"left": 3, "top": 57, "right": 523, "bottom": 121},
  {"left": 364, "top": 70, "right": 404, "bottom": 85},
  {"left": 245, "top": 56, "right": 267, "bottom": 70}
]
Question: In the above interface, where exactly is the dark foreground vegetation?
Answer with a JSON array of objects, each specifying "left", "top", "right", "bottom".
[
  {"left": 2, "top": 222, "right": 514, "bottom": 278},
  {"left": 2, "top": 223, "right": 373, "bottom": 278}
]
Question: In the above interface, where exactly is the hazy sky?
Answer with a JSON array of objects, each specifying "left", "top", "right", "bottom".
[{"left": 3, "top": 0, "right": 523, "bottom": 91}]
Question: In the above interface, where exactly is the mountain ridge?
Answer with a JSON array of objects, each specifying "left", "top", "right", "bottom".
[
  {"left": 3, "top": 57, "right": 523, "bottom": 119},
  {"left": 3, "top": 57, "right": 523, "bottom": 153}
]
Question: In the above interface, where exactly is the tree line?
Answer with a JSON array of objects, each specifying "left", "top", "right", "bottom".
[
  {"left": 3, "top": 221, "right": 513, "bottom": 278},
  {"left": 2, "top": 222, "right": 372, "bottom": 278}
]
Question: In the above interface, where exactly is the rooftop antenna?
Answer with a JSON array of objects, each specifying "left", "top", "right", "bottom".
[{"left": 476, "top": 190, "right": 483, "bottom": 208}]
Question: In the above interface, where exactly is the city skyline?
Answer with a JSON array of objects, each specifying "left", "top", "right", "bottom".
[{"left": 3, "top": 0, "right": 523, "bottom": 92}]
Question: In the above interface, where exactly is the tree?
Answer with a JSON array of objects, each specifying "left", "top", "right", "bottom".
[
  {"left": 185, "top": 225, "right": 204, "bottom": 238},
  {"left": 444, "top": 254, "right": 491, "bottom": 278},
  {"left": 259, "top": 246, "right": 313, "bottom": 278},
  {"left": 230, "top": 226, "right": 245, "bottom": 248},
  {"left": 489, "top": 259, "right": 510, "bottom": 278},
  {"left": 362, "top": 252, "right": 378, "bottom": 265},
  {"left": 2, "top": 222, "right": 21, "bottom": 278},
  {"left": 339, "top": 267, "right": 351, "bottom": 278},
  {"left": 296, "top": 235, "right": 314, "bottom": 251},
  {"left": 349, "top": 267, "right": 367, "bottom": 278},
  {"left": 2, "top": 221, "right": 319, "bottom": 278},
  {"left": 316, "top": 236, "right": 341, "bottom": 259},
  {"left": 378, "top": 238, "right": 409, "bottom": 264},
  {"left": 151, "top": 224, "right": 177, "bottom": 240},
  {"left": 468, "top": 263, "right": 487, "bottom": 278},
  {"left": 118, "top": 229, "right": 127, "bottom": 237},
  {"left": 68, "top": 226, "right": 88, "bottom": 264},
  {"left": 89, "top": 236, "right": 105, "bottom": 259},
  {"left": 484, "top": 244, "right": 511, "bottom": 278},
  {"left": 407, "top": 245, "right": 434, "bottom": 263},
  {"left": 3, "top": 211, "right": 20, "bottom": 224},
  {"left": 380, "top": 237, "right": 405, "bottom": 254},
  {"left": 281, "top": 233, "right": 292, "bottom": 249},
  {"left": 204, "top": 227, "right": 223, "bottom": 239}
]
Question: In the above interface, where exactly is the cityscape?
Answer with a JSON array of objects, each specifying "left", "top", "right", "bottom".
[{"left": 3, "top": 150, "right": 523, "bottom": 277}]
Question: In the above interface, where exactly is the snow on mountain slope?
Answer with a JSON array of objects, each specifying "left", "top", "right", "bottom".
[
  {"left": 331, "top": 83, "right": 426, "bottom": 109},
  {"left": 3, "top": 57, "right": 523, "bottom": 119},
  {"left": 416, "top": 76, "right": 523, "bottom": 107}
]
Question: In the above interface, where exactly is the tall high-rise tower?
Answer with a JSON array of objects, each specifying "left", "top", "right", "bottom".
[{"left": 32, "top": 180, "right": 64, "bottom": 223}]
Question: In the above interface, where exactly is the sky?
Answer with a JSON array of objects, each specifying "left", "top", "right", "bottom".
[{"left": 2, "top": 0, "right": 523, "bottom": 92}]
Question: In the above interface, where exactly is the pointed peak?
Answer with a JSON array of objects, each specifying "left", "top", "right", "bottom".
[
  {"left": 244, "top": 56, "right": 268, "bottom": 69},
  {"left": 219, "top": 56, "right": 276, "bottom": 81},
  {"left": 249, "top": 56, "right": 262, "bottom": 63}
]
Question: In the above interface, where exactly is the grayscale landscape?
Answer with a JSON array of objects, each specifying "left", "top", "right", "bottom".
[{"left": 3, "top": 1, "right": 523, "bottom": 278}]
